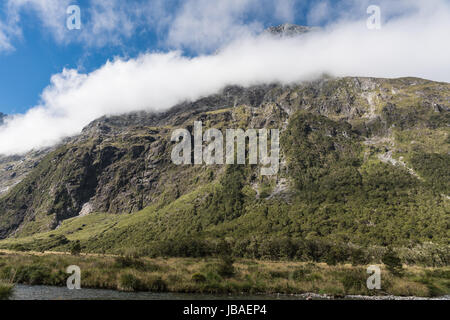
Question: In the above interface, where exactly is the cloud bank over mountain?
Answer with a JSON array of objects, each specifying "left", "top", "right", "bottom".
[{"left": 0, "top": 0, "right": 449, "bottom": 155}]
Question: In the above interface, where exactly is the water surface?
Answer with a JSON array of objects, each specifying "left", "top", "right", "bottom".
[
  {"left": 11, "top": 284, "right": 306, "bottom": 300},
  {"left": 11, "top": 284, "right": 449, "bottom": 300}
]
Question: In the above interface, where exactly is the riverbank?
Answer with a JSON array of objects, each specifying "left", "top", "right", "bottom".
[
  {"left": 7, "top": 284, "right": 450, "bottom": 300},
  {"left": 0, "top": 250, "right": 448, "bottom": 298},
  {"left": 0, "top": 281, "right": 14, "bottom": 299}
]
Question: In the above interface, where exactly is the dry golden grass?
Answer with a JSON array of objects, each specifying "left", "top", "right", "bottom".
[{"left": 0, "top": 251, "right": 448, "bottom": 297}]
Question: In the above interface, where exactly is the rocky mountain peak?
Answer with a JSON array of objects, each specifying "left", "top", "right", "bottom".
[
  {"left": 0, "top": 112, "right": 6, "bottom": 126},
  {"left": 266, "top": 23, "right": 319, "bottom": 37}
]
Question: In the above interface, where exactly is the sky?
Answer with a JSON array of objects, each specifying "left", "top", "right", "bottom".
[
  {"left": 0, "top": 0, "right": 449, "bottom": 155},
  {"left": 0, "top": 0, "right": 312, "bottom": 115}
]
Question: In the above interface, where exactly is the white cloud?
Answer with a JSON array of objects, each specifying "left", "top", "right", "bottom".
[
  {"left": 0, "top": 0, "right": 308, "bottom": 51},
  {"left": 165, "top": 0, "right": 299, "bottom": 52},
  {"left": 4, "top": 0, "right": 141, "bottom": 47},
  {"left": 1, "top": 0, "right": 170, "bottom": 48},
  {"left": 0, "top": 23, "right": 14, "bottom": 52},
  {"left": 166, "top": 0, "right": 262, "bottom": 52},
  {"left": 0, "top": 0, "right": 24, "bottom": 52},
  {"left": 1, "top": 0, "right": 302, "bottom": 52},
  {"left": 7, "top": 0, "right": 71, "bottom": 42},
  {"left": 0, "top": 0, "right": 449, "bottom": 155}
]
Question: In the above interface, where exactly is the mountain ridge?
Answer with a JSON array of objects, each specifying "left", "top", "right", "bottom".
[
  {"left": 265, "top": 23, "right": 319, "bottom": 37},
  {"left": 0, "top": 76, "right": 448, "bottom": 257}
]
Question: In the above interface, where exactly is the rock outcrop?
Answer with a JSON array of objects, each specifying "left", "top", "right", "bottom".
[{"left": 0, "top": 77, "right": 448, "bottom": 246}]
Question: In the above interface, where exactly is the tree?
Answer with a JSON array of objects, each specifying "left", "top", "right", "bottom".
[
  {"left": 216, "top": 240, "right": 235, "bottom": 278},
  {"left": 70, "top": 240, "right": 82, "bottom": 256},
  {"left": 351, "top": 248, "right": 368, "bottom": 266},
  {"left": 382, "top": 248, "right": 403, "bottom": 276}
]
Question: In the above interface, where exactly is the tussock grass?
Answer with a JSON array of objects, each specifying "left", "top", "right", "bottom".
[
  {"left": 0, "top": 251, "right": 448, "bottom": 297},
  {"left": 0, "top": 282, "right": 14, "bottom": 300}
]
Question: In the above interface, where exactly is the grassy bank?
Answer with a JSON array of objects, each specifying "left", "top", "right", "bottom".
[
  {"left": 0, "top": 250, "right": 448, "bottom": 298},
  {"left": 0, "top": 281, "right": 14, "bottom": 300}
]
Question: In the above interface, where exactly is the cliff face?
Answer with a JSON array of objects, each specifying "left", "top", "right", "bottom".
[
  {"left": 0, "top": 114, "right": 52, "bottom": 198},
  {"left": 0, "top": 77, "right": 448, "bottom": 249}
]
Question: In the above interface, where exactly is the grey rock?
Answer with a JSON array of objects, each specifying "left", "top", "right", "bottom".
[
  {"left": 265, "top": 23, "right": 319, "bottom": 37},
  {"left": 0, "top": 112, "right": 6, "bottom": 126}
]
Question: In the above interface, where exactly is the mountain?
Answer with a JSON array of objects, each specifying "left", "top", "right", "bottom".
[
  {"left": 0, "top": 76, "right": 448, "bottom": 258},
  {"left": 0, "top": 148, "right": 53, "bottom": 196},
  {"left": 0, "top": 113, "right": 56, "bottom": 197},
  {"left": 266, "top": 23, "right": 319, "bottom": 37}
]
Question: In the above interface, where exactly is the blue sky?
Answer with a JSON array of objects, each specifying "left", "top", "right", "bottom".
[
  {"left": 0, "top": 0, "right": 160, "bottom": 114},
  {"left": 0, "top": 0, "right": 329, "bottom": 115}
]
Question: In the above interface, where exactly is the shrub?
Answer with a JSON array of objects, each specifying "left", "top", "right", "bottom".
[
  {"left": 269, "top": 271, "right": 289, "bottom": 279},
  {"left": 15, "top": 265, "right": 52, "bottom": 285},
  {"left": 119, "top": 273, "right": 144, "bottom": 292},
  {"left": 382, "top": 249, "right": 404, "bottom": 277},
  {"left": 216, "top": 240, "right": 235, "bottom": 278},
  {"left": 192, "top": 273, "right": 207, "bottom": 283},
  {"left": 350, "top": 248, "right": 368, "bottom": 266},
  {"left": 0, "top": 266, "right": 15, "bottom": 282},
  {"left": 291, "top": 267, "right": 312, "bottom": 281},
  {"left": 118, "top": 248, "right": 143, "bottom": 259},
  {"left": 0, "top": 282, "right": 14, "bottom": 300},
  {"left": 38, "top": 235, "right": 70, "bottom": 251},
  {"left": 147, "top": 277, "right": 168, "bottom": 292},
  {"left": 217, "top": 256, "right": 235, "bottom": 278},
  {"left": 325, "top": 252, "right": 338, "bottom": 266},
  {"left": 141, "top": 239, "right": 213, "bottom": 258},
  {"left": 259, "top": 182, "right": 273, "bottom": 199},
  {"left": 70, "top": 240, "right": 82, "bottom": 256},
  {"left": 341, "top": 270, "right": 365, "bottom": 294},
  {"left": 114, "top": 255, "right": 146, "bottom": 270},
  {"left": 48, "top": 270, "right": 67, "bottom": 286},
  {"left": 9, "top": 244, "right": 29, "bottom": 252}
]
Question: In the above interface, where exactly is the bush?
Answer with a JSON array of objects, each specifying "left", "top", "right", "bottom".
[
  {"left": 217, "top": 256, "right": 235, "bottom": 278},
  {"left": 147, "top": 277, "right": 168, "bottom": 292},
  {"left": 15, "top": 265, "right": 52, "bottom": 285},
  {"left": 216, "top": 240, "right": 235, "bottom": 278},
  {"left": 341, "top": 270, "right": 365, "bottom": 294},
  {"left": 70, "top": 240, "right": 82, "bottom": 256},
  {"left": 0, "top": 282, "right": 14, "bottom": 300},
  {"left": 141, "top": 239, "right": 213, "bottom": 258},
  {"left": 269, "top": 271, "right": 289, "bottom": 279},
  {"left": 119, "top": 273, "right": 144, "bottom": 292},
  {"left": 410, "top": 152, "right": 450, "bottom": 194},
  {"left": 291, "top": 267, "right": 312, "bottom": 281},
  {"left": 48, "top": 270, "right": 67, "bottom": 286},
  {"left": 382, "top": 249, "right": 404, "bottom": 277},
  {"left": 350, "top": 248, "right": 368, "bottom": 266},
  {"left": 325, "top": 246, "right": 348, "bottom": 266},
  {"left": 192, "top": 273, "right": 207, "bottom": 283},
  {"left": 9, "top": 244, "right": 29, "bottom": 252},
  {"left": 114, "top": 255, "right": 161, "bottom": 272}
]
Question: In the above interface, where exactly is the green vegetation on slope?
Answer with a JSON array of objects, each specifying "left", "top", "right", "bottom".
[
  {"left": 0, "top": 77, "right": 448, "bottom": 267},
  {"left": 0, "top": 111, "right": 448, "bottom": 267}
]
